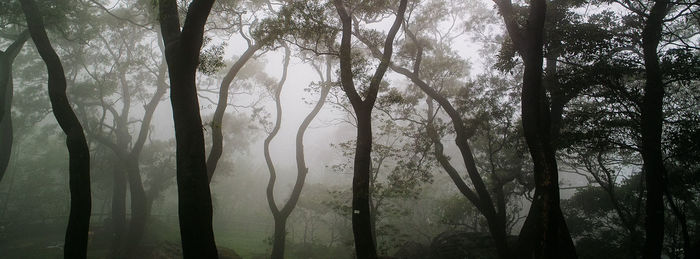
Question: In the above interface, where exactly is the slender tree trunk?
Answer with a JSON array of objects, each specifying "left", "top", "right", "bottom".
[
  {"left": 265, "top": 45, "right": 290, "bottom": 259},
  {"left": 207, "top": 43, "right": 262, "bottom": 181},
  {"left": 122, "top": 59, "right": 168, "bottom": 256},
  {"left": 425, "top": 108, "right": 512, "bottom": 259},
  {"left": 640, "top": 1, "right": 669, "bottom": 258},
  {"left": 20, "top": 0, "right": 92, "bottom": 257},
  {"left": 158, "top": 1, "right": 217, "bottom": 257}
]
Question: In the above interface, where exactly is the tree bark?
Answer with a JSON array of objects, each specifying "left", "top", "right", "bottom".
[
  {"left": 0, "top": 30, "right": 29, "bottom": 182},
  {"left": 158, "top": 0, "right": 218, "bottom": 257},
  {"left": 20, "top": 0, "right": 92, "bottom": 257},
  {"left": 640, "top": 0, "right": 669, "bottom": 258}
]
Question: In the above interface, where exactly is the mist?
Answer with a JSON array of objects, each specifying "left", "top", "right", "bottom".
[{"left": 0, "top": 0, "right": 698, "bottom": 258}]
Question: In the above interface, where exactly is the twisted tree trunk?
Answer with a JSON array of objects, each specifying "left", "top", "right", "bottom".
[
  {"left": 21, "top": 0, "right": 92, "bottom": 257},
  {"left": 207, "top": 42, "right": 263, "bottom": 181}
]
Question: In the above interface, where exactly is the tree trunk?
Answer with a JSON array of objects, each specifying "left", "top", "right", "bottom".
[
  {"left": 20, "top": 0, "right": 92, "bottom": 257},
  {"left": 207, "top": 43, "right": 262, "bottom": 181},
  {"left": 640, "top": 0, "right": 669, "bottom": 258},
  {"left": 0, "top": 31, "right": 29, "bottom": 182},
  {"left": 492, "top": 0, "right": 576, "bottom": 257},
  {"left": 266, "top": 51, "right": 330, "bottom": 259},
  {"left": 123, "top": 159, "right": 148, "bottom": 257},
  {"left": 158, "top": 1, "right": 218, "bottom": 257},
  {"left": 111, "top": 166, "right": 127, "bottom": 258},
  {"left": 333, "top": 1, "right": 407, "bottom": 257},
  {"left": 271, "top": 215, "right": 289, "bottom": 259},
  {"left": 352, "top": 108, "right": 377, "bottom": 259},
  {"left": 264, "top": 45, "right": 290, "bottom": 259},
  {"left": 0, "top": 81, "right": 13, "bottom": 183},
  {"left": 425, "top": 110, "right": 512, "bottom": 259},
  {"left": 516, "top": 41, "right": 576, "bottom": 259}
]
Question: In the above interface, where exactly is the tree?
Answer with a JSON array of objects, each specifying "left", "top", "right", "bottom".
[
  {"left": 328, "top": 104, "right": 436, "bottom": 254},
  {"left": 333, "top": 0, "right": 407, "bottom": 257},
  {"left": 157, "top": 0, "right": 218, "bottom": 257},
  {"left": 639, "top": 1, "right": 671, "bottom": 257},
  {"left": 206, "top": 0, "right": 277, "bottom": 181},
  {"left": 554, "top": 0, "right": 699, "bottom": 256},
  {"left": 20, "top": 0, "right": 92, "bottom": 257},
  {"left": 492, "top": 0, "right": 577, "bottom": 257},
  {"left": 349, "top": 1, "right": 528, "bottom": 257},
  {"left": 73, "top": 22, "right": 169, "bottom": 257},
  {"left": 263, "top": 49, "right": 333, "bottom": 258}
]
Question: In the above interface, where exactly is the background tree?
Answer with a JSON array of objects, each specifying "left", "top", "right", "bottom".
[
  {"left": 261, "top": 49, "right": 335, "bottom": 258},
  {"left": 69, "top": 14, "right": 169, "bottom": 256},
  {"left": 206, "top": 0, "right": 279, "bottom": 181}
]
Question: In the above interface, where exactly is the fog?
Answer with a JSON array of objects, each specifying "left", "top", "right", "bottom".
[{"left": 0, "top": 0, "right": 698, "bottom": 259}]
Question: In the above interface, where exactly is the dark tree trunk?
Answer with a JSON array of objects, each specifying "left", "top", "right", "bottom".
[
  {"left": 517, "top": 26, "right": 576, "bottom": 259},
  {"left": 158, "top": 0, "right": 218, "bottom": 257},
  {"left": 271, "top": 216, "right": 288, "bottom": 258},
  {"left": 20, "top": 0, "right": 92, "bottom": 257},
  {"left": 111, "top": 166, "right": 127, "bottom": 258},
  {"left": 333, "top": 1, "right": 407, "bottom": 257},
  {"left": 0, "top": 30, "right": 29, "bottom": 182},
  {"left": 640, "top": 0, "right": 669, "bottom": 258},
  {"left": 352, "top": 108, "right": 376, "bottom": 258},
  {"left": 494, "top": 0, "right": 576, "bottom": 257},
  {"left": 0, "top": 79, "right": 13, "bottom": 183}
]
